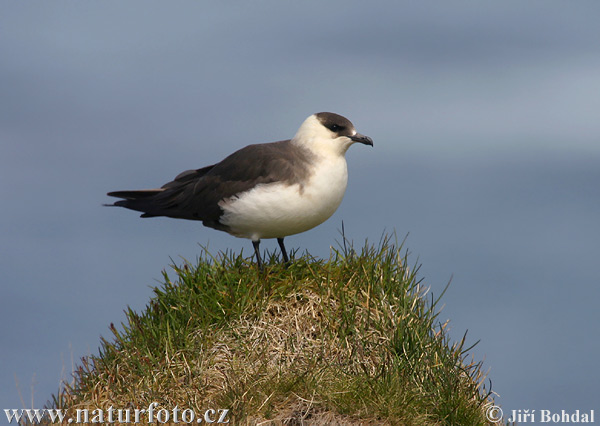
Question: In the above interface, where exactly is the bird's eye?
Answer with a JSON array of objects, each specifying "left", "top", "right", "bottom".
[{"left": 330, "top": 124, "right": 341, "bottom": 132}]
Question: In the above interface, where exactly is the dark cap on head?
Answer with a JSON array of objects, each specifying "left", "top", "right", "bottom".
[{"left": 315, "top": 112, "right": 373, "bottom": 146}]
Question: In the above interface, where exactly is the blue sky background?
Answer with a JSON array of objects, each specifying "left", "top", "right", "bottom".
[{"left": 2, "top": 1, "right": 599, "bottom": 422}]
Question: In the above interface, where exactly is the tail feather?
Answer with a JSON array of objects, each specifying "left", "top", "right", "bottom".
[
  {"left": 107, "top": 189, "right": 163, "bottom": 199},
  {"left": 105, "top": 189, "right": 166, "bottom": 217}
]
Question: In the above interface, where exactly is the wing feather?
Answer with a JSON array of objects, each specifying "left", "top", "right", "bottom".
[{"left": 106, "top": 140, "right": 313, "bottom": 229}]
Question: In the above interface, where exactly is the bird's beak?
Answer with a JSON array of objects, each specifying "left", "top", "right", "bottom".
[{"left": 350, "top": 133, "right": 374, "bottom": 146}]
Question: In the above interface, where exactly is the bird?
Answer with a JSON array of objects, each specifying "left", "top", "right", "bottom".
[{"left": 106, "top": 112, "right": 373, "bottom": 269}]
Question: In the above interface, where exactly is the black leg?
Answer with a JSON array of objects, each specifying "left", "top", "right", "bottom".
[
  {"left": 252, "top": 240, "right": 263, "bottom": 270},
  {"left": 277, "top": 237, "right": 290, "bottom": 266}
]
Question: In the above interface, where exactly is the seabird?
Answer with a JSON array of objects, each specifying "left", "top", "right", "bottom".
[{"left": 107, "top": 112, "right": 373, "bottom": 269}]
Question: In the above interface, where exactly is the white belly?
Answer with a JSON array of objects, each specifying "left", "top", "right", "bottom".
[{"left": 219, "top": 156, "right": 348, "bottom": 240}]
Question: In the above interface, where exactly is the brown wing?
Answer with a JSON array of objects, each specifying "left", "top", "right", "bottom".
[{"left": 107, "top": 140, "right": 313, "bottom": 230}]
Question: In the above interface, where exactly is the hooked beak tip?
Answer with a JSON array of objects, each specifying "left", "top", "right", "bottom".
[{"left": 351, "top": 133, "right": 373, "bottom": 146}]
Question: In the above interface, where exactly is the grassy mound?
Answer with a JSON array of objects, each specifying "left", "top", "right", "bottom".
[{"left": 51, "top": 237, "right": 502, "bottom": 425}]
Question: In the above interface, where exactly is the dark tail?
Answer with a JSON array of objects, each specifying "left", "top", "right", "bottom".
[
  {"left": 106, "top": 165, "right": 213, "bottom": 220},
  {"left": 105, "top": 189, "right": 165, "bottom": 217},
  {"left": 107, "top": 189, "right": 162, "bottom": 199}
]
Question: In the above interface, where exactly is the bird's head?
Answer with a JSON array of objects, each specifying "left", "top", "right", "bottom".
[{"left": 292, "top": 112, "right": 373, "bottom": 156}]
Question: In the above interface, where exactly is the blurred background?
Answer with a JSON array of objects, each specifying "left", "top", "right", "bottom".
[{"left": 2, "top": 1, "right": 599, "bottom": 421}]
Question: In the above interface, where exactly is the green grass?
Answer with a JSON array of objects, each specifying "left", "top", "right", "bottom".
[{"left": 48, "top": 235, "right": 505, "bottom": 425}]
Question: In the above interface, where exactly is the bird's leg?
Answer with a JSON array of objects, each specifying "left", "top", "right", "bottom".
[
  {"left": 277, "top": 237, "right": 290, "bottom": 267},
  {"left": 252, "top": 240, "right": 263, "bottom": 271}
]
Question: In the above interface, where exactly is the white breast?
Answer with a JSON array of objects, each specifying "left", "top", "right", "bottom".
[{"left": 219, "top": 155, "right": 348, "bottom": 240}]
